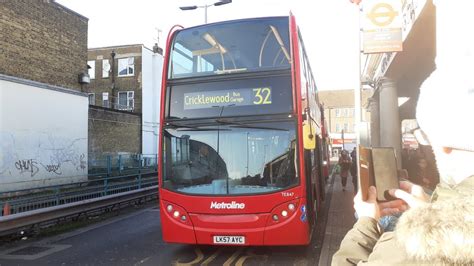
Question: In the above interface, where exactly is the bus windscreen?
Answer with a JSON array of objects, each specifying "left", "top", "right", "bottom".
[
  {"left": 162, "top": 121, "right": 298, "bottom": 195},
  {"left": 169, "top": 17, "right": 290, "bottom": 79}
]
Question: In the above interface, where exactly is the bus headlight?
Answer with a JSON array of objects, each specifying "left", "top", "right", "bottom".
[
  {"left": 267, "top": 199, "right": 299, "bottom": 225},
  {"left": 288, "top": 203, "right": 295, "bottom": 211},
  {"left": 162, "top": 200, "right": 192, "bottom": 225}
]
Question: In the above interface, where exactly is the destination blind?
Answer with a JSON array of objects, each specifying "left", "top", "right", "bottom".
[
  {"left": 167, "top": 75, "right": 293, "bottom": 119},
  {"left": 183, "top": 87, "right": 272, "bottom": 110}
]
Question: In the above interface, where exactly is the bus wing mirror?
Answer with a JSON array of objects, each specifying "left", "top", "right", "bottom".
[
  {"left": 303, "top": 121, "right": 316, "bottom": 150},
  {"left": 302, "top": 113, "right": 307, "bottom": 121}
]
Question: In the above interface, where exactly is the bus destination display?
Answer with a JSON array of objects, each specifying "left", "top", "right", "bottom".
[{"left": 183, "top": 87, "right": 272, "bottom": 110}]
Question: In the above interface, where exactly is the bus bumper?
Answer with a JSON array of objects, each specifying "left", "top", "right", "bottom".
[{"left": 161, "top": 200, "right": 310, "bottom": 245}]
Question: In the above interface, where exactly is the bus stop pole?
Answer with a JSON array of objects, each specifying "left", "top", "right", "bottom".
[{"left": 355, "top": 4, "right": 363, "bottom": 193}]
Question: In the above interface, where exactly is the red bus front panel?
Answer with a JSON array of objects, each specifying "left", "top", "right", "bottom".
[
  {"left": 160, "top": 188, "right": 310, "bottom": 245},
  {"left": 160, "top": 199, "right": 196, "bottom": 244},
  {"left": 264, "top": 198, "right": 310, "bottom": 245},
  {"left": 191, "top": 213, "right": 268, "bottom": 246}
]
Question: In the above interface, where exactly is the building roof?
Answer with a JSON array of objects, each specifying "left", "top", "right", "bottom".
[
  {"left": 52, "top": 1, "right": 88, "bottom": 21},
  {"left": 318, "top": 89, "right": 371, "bottom": 108},
  {"left": 88, "top": 44, "right": 145, "bottom": 51}
]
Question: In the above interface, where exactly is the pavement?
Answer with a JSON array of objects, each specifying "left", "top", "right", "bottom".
[{"left": 318, "top": 167, "right": 357, "bottom": 266}]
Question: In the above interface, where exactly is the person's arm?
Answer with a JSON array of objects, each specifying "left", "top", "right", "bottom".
[
  {"left": 332, "top": 187, "right": 382, "bottom": 265},
  {"left": 332, "top": 182, "right": 431, "bottom": 265},
  {"left": 331, "top": 217, "right": 382, "bottom": 265}
]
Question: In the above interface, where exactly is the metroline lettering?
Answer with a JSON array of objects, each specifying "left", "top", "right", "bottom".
[{"left": 210, "top": 201, "right": 245, "bottom": 209}]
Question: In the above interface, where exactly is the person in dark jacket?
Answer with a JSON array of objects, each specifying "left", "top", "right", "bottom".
[
  {"left": 350, "top": 147, "right": 357, "bottom": 192},
  {"left": 338, "top": 150, "right": 352, "bottom": 191}
]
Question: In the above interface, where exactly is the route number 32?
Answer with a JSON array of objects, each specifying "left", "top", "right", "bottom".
[{"left": 253, "top": 88, "right": 272, "bottom": 105}]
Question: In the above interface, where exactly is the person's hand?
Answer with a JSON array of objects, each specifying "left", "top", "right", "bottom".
[
  {"left": 354, "top": 186, "right": 405, "bottom": 219},
  {"left": 354, "top": 186, "right": 380, "bottom": 220},
  {"left": 378, "top": 198, "right": 408, "bottom": 216},
  {"left": 388, "top": 181, "right": 430, "bottom": 209}
]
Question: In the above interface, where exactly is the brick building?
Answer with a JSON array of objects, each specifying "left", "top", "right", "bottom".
[
  {"left": 88, "top": 106, "right": 141, "bottom": 161},
  {"left": 319, "top": 89, "right": 371, "bottom": 156},
  {"left": 85, "top": 44, "right": 164, "bottom": 158},
  {"left": 0, "top": 0, "right": 88, "bottom": 91},
  {"left": 86, "top": 45, "right": 142, "bottom": 112},
  {"left": 85, "top": 44, "right": 163, "bottom": 113},
  {"left": 0, "top": 0, "right": 89, "bottom": 191}
]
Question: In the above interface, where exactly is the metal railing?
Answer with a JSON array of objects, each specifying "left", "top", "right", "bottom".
[
  {"left": 0, "top": 186, "right": 158, "bottom": 236},
  {"left": 1, "top": 154, "right": 159, "bottom": 217}
]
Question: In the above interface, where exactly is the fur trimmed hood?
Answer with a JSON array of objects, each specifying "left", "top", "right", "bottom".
[{"left": 396, "top": 195, "right": 474, "bottom": 264}]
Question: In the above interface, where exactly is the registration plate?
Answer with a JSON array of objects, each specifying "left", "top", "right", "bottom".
[{"left": 213, "top": 235, "right": 245, "bottom": 245}]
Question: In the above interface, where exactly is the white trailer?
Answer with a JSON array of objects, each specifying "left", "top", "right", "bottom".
[{"left": 0, "top": 75, "right": 88, "bottom": 192}]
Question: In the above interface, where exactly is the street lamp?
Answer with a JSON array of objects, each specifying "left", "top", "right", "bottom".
[{"left": 179, "top": 0, "right": 232, "bottom": 24}]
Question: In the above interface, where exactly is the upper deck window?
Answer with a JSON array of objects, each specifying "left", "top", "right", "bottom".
[{"left": 169, "top": 17, "right": 291, "bottom": 79}]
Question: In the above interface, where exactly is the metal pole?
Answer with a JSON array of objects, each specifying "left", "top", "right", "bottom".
[
  {"left": 55, "top": 187, "right": 60, "bottom": 206},
  {"left": 246, "top": 132, "right": 249, "bottom": 176},
  {"left": 342, "top": 129, "right": 345, "bottom": 151},
  {"left": 355, "top": 4, "right": 363, "bottom": 192},
  {"left": 138, "top": 154, "right": 142, "bottom": 189},
  {"left": 105, "top": 155, "right": 111, "bottom": 196},
  {"left": 204, "top": 4, "right": 208, "bottom": 23},
  {"left": 118, "top": 154, "right": 122, "bottom": 174}
]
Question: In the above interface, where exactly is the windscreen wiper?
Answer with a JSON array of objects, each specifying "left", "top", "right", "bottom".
[
  {"left": 215, "top": 119, "right": 288, "bottom": 131},
  {"left": 214, "top": 68, "right": 247, "bottom": 75},
  {"left": 177, "top": 128, "right": 230, "bottom": 132},
  {"left": 166, "top": 121, "right": 230, "bottom": 132}
]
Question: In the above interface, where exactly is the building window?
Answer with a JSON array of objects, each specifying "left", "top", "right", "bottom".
[
  {"left": 341, "top": 108, "right": 347, "bottom": 117},
  {"left": 336, "top": 123, "right": 340, "bottom": 132},
  {"left": 117, "top": 91, "right": 134, "bottom": 111},
  {"left": 344, "top": 123, "right": 349, "bottom": 132},
  {"left": 102, "top": 59, "right": 110, "bottom": 78},
  {"left": 335, "top": 108, "right": 340, "bottom": 117},
  {"left": 118, "top": 57, "right": 134, "bottom": 77},
  {"left": 102, "top": 92, "right": 110, "bottom": 108},
  {"left": 88, "top": 93, "right": 95, "bottom": 105},
  {"left": 88, "top": 60, "right": 95, "bottom": 79}
]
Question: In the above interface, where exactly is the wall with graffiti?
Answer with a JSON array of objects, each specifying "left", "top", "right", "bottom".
[{"left": 0, "top": 78, "right": 88, "bottom": 192}]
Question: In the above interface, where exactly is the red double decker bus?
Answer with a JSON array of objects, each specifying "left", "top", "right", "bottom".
[{"left": 158, "top": 15, "right": 327, "bottom": 246}]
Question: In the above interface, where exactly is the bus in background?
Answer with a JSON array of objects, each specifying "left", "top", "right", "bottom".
[{"left": 158, "top": 15, "right": 326, "bottom": 246}]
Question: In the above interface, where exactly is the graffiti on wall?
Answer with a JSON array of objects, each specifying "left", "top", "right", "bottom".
[
  {"left": 14, "top": 159, "right": 40, "bottom": 177},
  {"left": 41, "top": 163, "right": 62, "bottom": 175},
  {"left": 78, "top": 154, "right": 86, "bottom": 171},
  {"left": 0, "top": 132, "right": 87, "bottom": 181}
]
